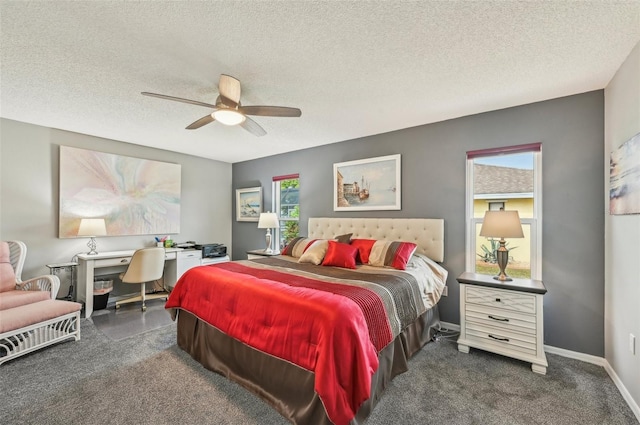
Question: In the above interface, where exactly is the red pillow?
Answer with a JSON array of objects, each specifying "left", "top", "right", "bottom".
[
  {"left": 321, "top": 240, "right": 358, "bottom": 269},
  {"left": 350, "top": 239, "right": 376, "bottom": 264}
]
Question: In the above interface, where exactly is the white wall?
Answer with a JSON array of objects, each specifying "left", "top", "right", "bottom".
[
  {"left": 0, "top": 118, "right": 232, "bottom": 296},
  {"left": 604, "top": 40, "right": 640, "bottom": 418}
]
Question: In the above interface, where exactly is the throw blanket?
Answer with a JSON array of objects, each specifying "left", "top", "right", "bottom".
[{"left": 166, "top": 258, "right": 427, "bottom": 425}]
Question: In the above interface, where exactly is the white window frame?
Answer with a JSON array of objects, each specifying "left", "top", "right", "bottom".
[
  {"left": 272, "top": 177, "right": 299, "bottom": 251},
  {"left": 465, "top": 149, "right": 542, "bottom": 280}
]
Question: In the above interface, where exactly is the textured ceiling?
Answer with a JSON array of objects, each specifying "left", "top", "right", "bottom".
[{"left": 1, "top": 1, "right": 639, "bottom": 163}]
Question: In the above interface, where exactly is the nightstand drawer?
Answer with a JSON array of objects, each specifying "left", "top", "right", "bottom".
[
  {"left": 465, "top": 322, "right": 537, "bottom": 357},
  {"left": 466, "top": 286, "right": 536, "bottom": 314},
  {"left": 465, "top": 303, "right": 536, "bottom": 336}
]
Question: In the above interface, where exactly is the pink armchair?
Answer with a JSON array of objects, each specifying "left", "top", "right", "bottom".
[{"left": 0, "top": 241, "right": 60, "bottom": 310}]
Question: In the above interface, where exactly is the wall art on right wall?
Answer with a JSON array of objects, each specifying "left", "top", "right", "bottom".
[{"left": 610, "top": 132, "right": 640, "bottom": 215}]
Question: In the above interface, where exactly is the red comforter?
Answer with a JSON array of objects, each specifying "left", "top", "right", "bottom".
[{"left": 166, "top": 262, "right": 388, "bottom": 425}]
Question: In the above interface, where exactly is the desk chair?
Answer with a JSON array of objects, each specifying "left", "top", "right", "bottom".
[{"left": 115, "top": 247, "right": 166, "bottom": 312}]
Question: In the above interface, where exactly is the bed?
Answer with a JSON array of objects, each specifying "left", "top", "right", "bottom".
[{"left": 165, "top": 217, "right": 447, "bottom": 425}]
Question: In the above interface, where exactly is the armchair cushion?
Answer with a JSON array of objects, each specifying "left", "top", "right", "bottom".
[
  {"left": 0, "top": 299, "right": 81, "bottom": 334},
  {"left": 0, "top": 289, "right": 50, "bottom": 310},
  {"left": 0, "top": 242, "right": 16, "bottom": 293}
]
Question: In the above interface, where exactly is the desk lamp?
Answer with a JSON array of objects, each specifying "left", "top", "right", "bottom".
[
  {"left": 77, "top": 218, "right": 107, "bottom": 255},
  {"left": 479, "top": 210, "right": 524, "bottom": 281},
  {"left": 257, "top": 212, "right": 279, "bottom": 254}
]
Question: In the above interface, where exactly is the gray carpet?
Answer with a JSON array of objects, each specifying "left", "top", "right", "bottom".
[{"left": 0, "top": 320, "right": 637, "bottom": 425}]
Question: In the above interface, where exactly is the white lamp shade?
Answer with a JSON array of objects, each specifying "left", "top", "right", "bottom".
[
  {"left": 257, "top": 212, "right": 279, "bottom": 229},
  {"left": 479, "top": 210, "right": 524, "bottom": 239},
  {"left": 77, "top": 218, "right": 107, "bottom": 237}
]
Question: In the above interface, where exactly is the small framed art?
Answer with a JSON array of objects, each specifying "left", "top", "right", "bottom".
[{"left": 236, "top": 187, "right": 262, "bottom": 221}]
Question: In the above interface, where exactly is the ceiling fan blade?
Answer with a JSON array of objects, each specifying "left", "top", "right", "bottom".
[
  {"left": 186, "top": 114, "right": 215, "bottom": 130},
  {"left": 219, "top": 74, "right": 241, "bottom": 104},
  {"left": 141, "top": 92, "right": 217, "bottom": 109},
  {"left": 240, "top": 116, "right": 267, "bottom": 137},
  {"left": 216, "top": 95, "right": 239, "bottom": 109},
  {"left": 238, "top": 105, "right": 302, "bottom": 117}
]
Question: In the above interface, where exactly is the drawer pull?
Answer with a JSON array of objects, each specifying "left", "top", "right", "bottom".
[
  {"left": 120, "top": 259, "right": 128, "bottom": 263},
  {"left": 488, "top": 334, "right": 509, "bottom": 342},
  {"left": 495, "top": 298, "right": 501, "bottom": 302},
  {"left": 488, "top": 315, "right": 509, "bottom": 322}
]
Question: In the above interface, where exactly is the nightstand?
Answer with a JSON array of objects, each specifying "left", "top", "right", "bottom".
[
  {"left": 247, "top": 249, "right": 281, "bottom": 260},
  {"left": 456, "top": 272, "right": 548, "bottom": 374}
]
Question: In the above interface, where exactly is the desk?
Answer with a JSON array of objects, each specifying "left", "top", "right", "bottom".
[{"left": 77, "top": 248, "right": 182, "bottom": 318}]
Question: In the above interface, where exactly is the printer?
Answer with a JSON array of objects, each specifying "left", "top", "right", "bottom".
[{"left": 194, "top": 243, "right": 227, "bottom": 258}]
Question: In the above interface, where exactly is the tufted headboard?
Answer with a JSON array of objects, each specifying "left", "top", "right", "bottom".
[{"left": 308, "top": 217, "right": 444, "bottom": 262}]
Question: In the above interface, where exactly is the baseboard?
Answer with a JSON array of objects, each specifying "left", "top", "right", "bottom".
[
  {"left": 603, "top": 360, "right": 640, "bottom": 423},
  {"left": 443, "top": 330, "right": 638, "bottom": 421},
  {"left": 440, "top": 321, "right": 460, "bottom": 332},
  {"left": 543, "top": 344, "right": 606, "bottom": 366}
]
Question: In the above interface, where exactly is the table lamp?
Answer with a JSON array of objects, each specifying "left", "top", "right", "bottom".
[
  {"left": 257, "top": 212, "right": 279, "bottom": 254},
  {"left": 479, "top": 210, "right": 524, "bottom": 281},
  {"left": 77, "top": 218, "right": 107, "bottom": 255}
]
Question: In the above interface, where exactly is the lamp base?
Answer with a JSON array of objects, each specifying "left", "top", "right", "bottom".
[
  {"left": 264, "top": 229, "right": 273, "bottom": 254},
  {"left": 86, "top": 237, "right": 99, "bottom": 255},
  {"left": 494, "top": 240, "right": 512, "bottom": 282}
]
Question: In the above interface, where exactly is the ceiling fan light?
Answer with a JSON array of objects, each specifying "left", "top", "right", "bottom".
[{"left": 212, "top": 109, "right": 246, "bottom": 126}]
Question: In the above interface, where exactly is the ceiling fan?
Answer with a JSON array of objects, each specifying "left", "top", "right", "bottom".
[{"left": 142, "top": 74, "right": 301, "bottom": 137}]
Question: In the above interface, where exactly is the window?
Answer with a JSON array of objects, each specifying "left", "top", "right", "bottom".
[
  {"left": 488, "top": 201, "right": 505, "bottom": 211},
  {"left": 272, "top": 174, "right": 300, "bottom": 251},
  {"left": 466, "top": 143, "right": 542, "bottom": 280}
]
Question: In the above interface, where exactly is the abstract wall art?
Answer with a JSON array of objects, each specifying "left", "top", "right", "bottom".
[
  {"left": 59, "top": 146, "right": 181, "bottom": 237},
  {"left": 610, "top": 132, "right": 640, "bottom": 215}
]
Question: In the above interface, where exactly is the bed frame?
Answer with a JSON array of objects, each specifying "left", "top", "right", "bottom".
[
  {"left": 175, "top": 217, "right": 445, "bottom": 424},
  {"left": 308, "top": 217, "right": 444, "bottom": 262}
]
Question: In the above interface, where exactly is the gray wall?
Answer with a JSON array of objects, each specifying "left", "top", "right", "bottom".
[
  {"left": 1, "top": 118, "right": 232, "bottom": 296},
  {"left": 233, "top": 91, "right": 605, "bottom": 356}
]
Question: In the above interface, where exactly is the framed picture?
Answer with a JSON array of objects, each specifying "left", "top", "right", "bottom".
[
  {"left": 333, "top": 154, "right": 401, "bottom": 211},
  {"left": 59, "top": 146, "right": 181, "bottom": 237},
  {"left": 236, "top": 187, "right": 262, "bottom": 221},
  {"left": 610, "top": 132, "right": 640, "bottom": 215}
]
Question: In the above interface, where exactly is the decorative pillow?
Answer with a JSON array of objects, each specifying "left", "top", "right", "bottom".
[
  {"left": 334, "top": 233, "right": 353, "bottom": 244},
  {"left": 321, "top": 240, "right": 358, "bottom": 269},
  {"left": 350, "top": 239, "right": 376, "bottom": 264},
  {"left": 283, "top": 237, "right": 317, "bottom": 258},
  {"left": 298, "top": 240, "right": 330, "bottom": 265},
  {"left": 368, "top": 240, "right": 418, "bottom": 270}
]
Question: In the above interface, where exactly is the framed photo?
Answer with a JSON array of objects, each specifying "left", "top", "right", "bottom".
[
  {"left": 236, "top": 187, "right": 262, "bottom": 221},
  {"left": 610, "top": 132, "right": 640, "bottom": 215},
  {"left": 333, "top": 154, "right": 401, "bottom": 211}
]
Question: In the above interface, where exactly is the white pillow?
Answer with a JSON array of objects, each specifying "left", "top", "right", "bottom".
[{"left": 297, "top": 240, "right": 329, "bottom": 265}]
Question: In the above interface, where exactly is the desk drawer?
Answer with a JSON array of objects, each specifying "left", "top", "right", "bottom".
[
  {"left": 466, "top": 286, "right": 536, "bottom": 314},
  {"left": 94, "top": 257, "right": 131, "bottom": 267}
]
